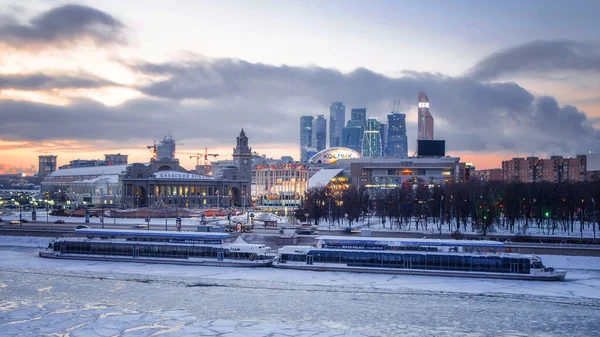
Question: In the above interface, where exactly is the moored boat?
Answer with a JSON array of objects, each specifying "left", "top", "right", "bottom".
[
  {"left": 39, "top": 229, "right": 273, "bottom": 267},
  {"left": 273, "top": 236, "right": 567, "bottom": 281}
]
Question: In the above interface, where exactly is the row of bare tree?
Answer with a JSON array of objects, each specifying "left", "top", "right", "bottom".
[{"left": 300, "top": 180, "right": 600, "bottom": 238}]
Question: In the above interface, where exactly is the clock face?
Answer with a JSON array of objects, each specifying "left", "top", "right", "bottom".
[{"left": 243, "top": 158, "right": 249, "bottom": 165}]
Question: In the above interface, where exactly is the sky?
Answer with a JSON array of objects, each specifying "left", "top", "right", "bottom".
[{"left": 0, "top": 0, "right": 599, "bottom": 174}]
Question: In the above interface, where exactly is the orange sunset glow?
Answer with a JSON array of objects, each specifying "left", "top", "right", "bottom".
[{"left": 1, "top": 2, "right": 599, "bottom": 175}]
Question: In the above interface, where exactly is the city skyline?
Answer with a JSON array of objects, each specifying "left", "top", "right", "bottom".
[{"left": 1, "top": 1, "right": 600, "bottom": 174}]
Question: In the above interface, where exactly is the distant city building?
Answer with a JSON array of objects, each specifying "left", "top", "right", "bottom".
[
  {"left": 502, "top": 155, "right": 587, "bottom": 183},
  {"left": 350, "top": 108, "right": 367, "bottom": 126},
  {"left": 59, "top": 159, "right": 109, "bottom": 169},
  {"left": 38, "top": 155, "right": 57, "bottom": 179},
  {"left": 329, "top": 102, "right": 345, "bottom": 148},
  {"left": 312, "top": 115, "right": 327, "bottom": 152},
  {"left": 347, "top": 108, "right": 367, "bottom": 152},
  {"left": 418, "top": 92, "right": 434, "bottom": 140},
  {"left": 156, "top": 133, "right": 176, "bottom": 161},
  {"left": 104, "top": 154, "right": 128, "bottom": 165},
  {"left": 341, "top": 126, "right": 361, "bottom": 153},
  {"left": 299, "top": 115, "right": 314, "bottom": 162},
  {"left": 472, "top": 168, "right": 503, "bottom": 182},
  {"left": 362, "top": 117, "right": 382, "bottom": 157},
  {"left": 379, "top": 122, "right": 388, "bottom": 157},
  {"left": 387, "top": 112, "right": 408, "bottom": 158},
  {"left": 281, "top": 156, "right": 294, "bottom": 163}
]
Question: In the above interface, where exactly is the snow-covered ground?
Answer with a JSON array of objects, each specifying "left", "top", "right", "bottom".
[{"left": 4, "top": 209, "right": 599, "bottom": 240}]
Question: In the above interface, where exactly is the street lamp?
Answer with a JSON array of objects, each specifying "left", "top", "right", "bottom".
[
  {"left": 15, "top": 201, "right": 21, "bottom": 227},
  {"left": 440, "top": 196, "right": 444, "bottom": 238},
  {"left": 593, "top": 198, "right": 596, "bottom": 240}
]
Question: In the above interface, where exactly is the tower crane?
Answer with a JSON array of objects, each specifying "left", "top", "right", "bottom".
[
  {"left": 190, "top": 148, "right": 219, "bottom": 165},
  {"left": 147, "top": 141, "right": 157, "bottom": 160}
]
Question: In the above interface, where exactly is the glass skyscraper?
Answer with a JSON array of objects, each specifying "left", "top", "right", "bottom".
[
  {"left": 312, "top": 115, "right": 327, "bottom": 152},
  {"left": 299, "top": 115, "right": 314, "bottom": 162},
  {"left": 362, "top": 117, "right": 382, "bottom": 157},
  {"left": 387, "top": 112, "right": 408, "bottom": 158},
  {"left": 341, "top": 127, "right": 361, "bottom": 153},
  {"left": 329, "top": 102, "right": 345, "bottom": 148}
]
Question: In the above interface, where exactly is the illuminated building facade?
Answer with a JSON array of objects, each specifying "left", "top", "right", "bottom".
[
  {"left": 361, "top": 117, "right": 382, "bottom": 157},
  {"left": 347, "top": 157, "right": 466, "bottom": 190},
  {"left": 254, "top": 163, "right": 309, "bottom": 206}
]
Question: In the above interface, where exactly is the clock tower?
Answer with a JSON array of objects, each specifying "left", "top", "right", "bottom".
[{"left": 233, "top": 129, "right": 252, "bottom": 204}]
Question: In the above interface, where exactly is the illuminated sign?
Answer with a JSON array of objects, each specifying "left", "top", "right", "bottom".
[
  {"left": 309, "top": 147, "right": 362, "bottom": 164},
  {"left": 154, "top": 171, "right": 215, "bottom": 180}
]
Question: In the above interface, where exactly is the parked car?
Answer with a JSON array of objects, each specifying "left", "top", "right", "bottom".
[
  {"left": 21, "top": 219, "right": 28, "bottom": 223},
  {"left": 54, "top": 220, "right": 65, "bottom": 224},
  {"left": 296, "top": 223, "right": 318, "bottom": 235},
  {"left": 76, "top": 225, "right": 90, "bottom": 229}
]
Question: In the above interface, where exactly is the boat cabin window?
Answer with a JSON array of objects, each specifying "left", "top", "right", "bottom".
[
  {"left": 48, "top": 243, "right": 53, "bottom": 249},
  {"left": 531, "top": 261, "right": 543, "bottom": 269}
]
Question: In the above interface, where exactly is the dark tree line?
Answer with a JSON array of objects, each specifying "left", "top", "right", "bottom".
[{"left": 300, "top": 180, "right": 600, "bottom": 238}]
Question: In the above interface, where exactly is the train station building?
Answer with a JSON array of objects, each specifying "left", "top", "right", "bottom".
[{"left": 41, "top": 130, "right": 253, "bottom": 209}]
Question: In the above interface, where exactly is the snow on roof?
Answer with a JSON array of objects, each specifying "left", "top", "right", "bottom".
[
  {"left": 47, "top": 164, "right": 133, "bottom": 177},
  {"left": 308, "top": 168, "right": 343, "bottom": 188}
]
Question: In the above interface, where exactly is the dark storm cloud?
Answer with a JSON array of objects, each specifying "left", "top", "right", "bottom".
[
  {"left": 0, "top": 73, "right": 117, "bottom": 90},
  {"left": 0, "top": 97, "right": 294, "bottom": 147},
  {"left": 0, "top": 4, "right": 125, "bottom": 48},
  {"left": 466, "top": 40, "right": 600, "bottom": 81},
  {"left": 3, "top": 51, "right": 600, "bottom": 157},
  {"left": 128, "top": 56, "right": 600, "bottom": 155}
]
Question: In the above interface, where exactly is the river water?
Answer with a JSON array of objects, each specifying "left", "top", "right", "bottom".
[{"left": 1, "top": 246, "right": 600, "bottom": 336}]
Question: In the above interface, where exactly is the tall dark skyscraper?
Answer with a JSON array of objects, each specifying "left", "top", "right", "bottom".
[
  {"left": 379, "top": 122, "right": 388, "bottom": 156},
  {"left": 387, "top": 112, "right": 408, "bottom": 158},
  {"left": 299, "top": 115, "right": 314, "bottom": 162},
  {"left": 349, "top": 108, "right": 367, "bottom": 127},
  {"left": 329, "top": 102, "right": 345, "bottom": 148},
  {"left": 341, "top": 127, "right": 361, "bottom": 153},
  {"left": 312, "top": 115, "right": 327, "bottom": 152},
  {"left": 418, "top": 92, "right": 434, "bottom": 140},
  {"left": 347, "top": 108, "right": 367, "bottom": 152}
]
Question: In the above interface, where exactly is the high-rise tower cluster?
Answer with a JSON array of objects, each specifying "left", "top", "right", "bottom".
[{"left": 299, "top": 92, "right": 436, "bottom": 161}]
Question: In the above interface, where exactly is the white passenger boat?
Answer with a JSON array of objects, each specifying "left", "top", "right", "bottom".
[
  {"left": 273, "top": 236, "right": 567, "bottom": 281},
  {"left": 39, "top": 229, "right": 273, "bottom": 267}
]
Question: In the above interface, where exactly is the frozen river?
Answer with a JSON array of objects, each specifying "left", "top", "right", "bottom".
[{"left": 1, "top": 239, "right": 600, "bottom": 336}]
